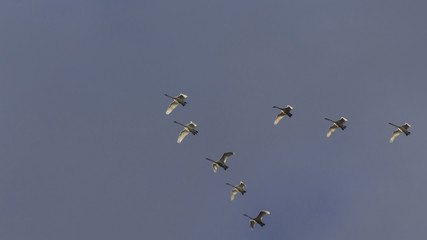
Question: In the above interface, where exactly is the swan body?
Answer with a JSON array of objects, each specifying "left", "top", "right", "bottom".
[
  {"left": 205, "top": 152, "right": 235, "bottom": 172},
  {"left": 165, "top": 93, "right": 187, "bottom": 115},
  {"left": 243, "top": 210, "right": 270, "bottom": 230},
  {"left": 272, "top": 105, "right": 293, "bottom": 125},
  {"left": 174, "top": 121, "right": 198, "bottom": 143},
  {"left": 226, "top": 181, "right": 246, "bottom": 200},
  {"left": 325, "top": 117, "right": 348, "bottom": 138},
  {"left": 389, "top": 122, "right": 412, "bottom": 143}
]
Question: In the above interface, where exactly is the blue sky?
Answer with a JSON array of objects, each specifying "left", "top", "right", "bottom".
[{"left": 1, "top": 0, "right": 427, "bottom": 239}]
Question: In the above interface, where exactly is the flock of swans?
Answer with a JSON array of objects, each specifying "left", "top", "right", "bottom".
[
  {"left": 165, "top": 92, "right": 271, "bottom": 230},
  {"left": 164, "top": 92, "right": 412, "bottom": 230}
]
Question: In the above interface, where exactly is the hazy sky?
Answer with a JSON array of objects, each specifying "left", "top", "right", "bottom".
[{"left": 1, "top": 0, "right": 427, "bottom": 239}]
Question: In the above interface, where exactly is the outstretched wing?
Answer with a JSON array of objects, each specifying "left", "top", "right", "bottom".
[
  {"left": 177, "top": 129, "right": 190, "bottom": 143},
  {"left": 238, "top": 182, "right": 246, "bottom": 189},
  {"left": 274, "top": 112, "right": 285, "bottom": 125},
  {"left": 255, "top": 210, "right": 270, "bottom": 221},
  {"left": 187, "top": 122, "right": 197, "bottom": 129},
  {"left": 338, "top": 117, "right": 348, "bottom": 123},
  {"left": 230, "top": 189, "right": 238, "bottom": 200},
  {"left": 390, "top": 130, "right": 401, "bottom": 143},
  {"left": 219, "top": 152, "right": 234, "bottom": 164},
  {"left": 250, "top": 220, "right": 256, "bottom": 230},
  {"left": 177, "top": 94, "right": 187, "bottom": 100},
  {"left": 402, "top": 123, "right": 411, "bottom": 130},
  {"left": 212, "top": 163, "right": 218, "bottom": 173},
  {"left": 166, "top": 100, "right": 179, "bottom": 115},
  {"left": 326, "top": 124, "right": 338, "bottom": 138}
]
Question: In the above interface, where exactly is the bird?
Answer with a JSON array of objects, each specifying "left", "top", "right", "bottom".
[
  {"left": 174, "top": 121, "right": 198, "bottom": 143},
  {"left": 272, "top": 105, "right": 293, "bottom": 125},
  {"left": 243, "top": 210, "right": 270, "bottom": 230},
  {"left": 389, "top": 122, "right": 412, "bottom": 143},
  {"left": 226, "top": 181, "right": 246, "bottom": 200},
  {"left": 205, "top": 152, "right": 235, "bottom": 172},
  {"left": 165, "top": 93, "right": 187, "bottom": 115},
  {"left": 325, "top": 117, "right": 348, "bottom": 138}
]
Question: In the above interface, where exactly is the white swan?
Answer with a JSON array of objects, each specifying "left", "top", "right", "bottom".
[
  {"left": 272, "top": 105, "right": 293, "bottom": 125},
  {"left": 325, "top": 117, "right": 348, "bottom": 138},
  {"left": 243, "top": 210, "right": 270, "bottom": 230},
  {"left": 165, "top": 93, "right": 187, "bottom": 115},
  {"left": 205, "top": 152, "right": 235, "bottom": 172},
  {"left": 226, "top": 181, "right": 246, "bottom": 200},
  {"left": 173, "top": 121, "right": 198, "bottom": 143},
  {"left": 389, "top": 122, "right": 412, "bottom": 143}
]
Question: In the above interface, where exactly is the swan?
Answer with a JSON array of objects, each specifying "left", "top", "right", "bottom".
[
  {"left": 173, "top": 121, "right": 198, "bottom": 143},
  {"left": 226, "top": 181, "right": 246, "bottom": 200},
  {"left": 243, "top": 210, "right": 270, "bottom": 230},
  {"left": 205, "top": 152, "right": 235, "bottom": 172},
  {"left": 165, "top": 93, "right": 187, "bottom": 115},
  {"left": 325, "top": 117, "right": 348, "bottom": 138},
  {"left": 389, "top": 122, "right": 412, "bottom": 143},
  {"left": 272, "top": 105, "right": 293, "bottom": 125}
]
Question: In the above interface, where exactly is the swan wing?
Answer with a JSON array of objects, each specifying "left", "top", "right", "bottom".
[
  {"left": 219, "top": 152, "right": 234, "bottom": 164},
  {"left": 177, "top": 129, "right": 190, "bottom": 143},
  {"left": 177, "top": 93, "right": 187, "bottom": 100},
  {"left": 230, "top": 189, "right": 238, "bottom": 200},
  {"left": 212, "top": 163, "right": 218, "bottom": 173},
  {"left": 338, "top": 117, "right": 348, "bottom": 123},
  {"left": 274, "top": 112, "right": 285, "bottom": 125},
  {"left": 250, "top": 220, "right": 256, "bottom": 230},
  {"left": 326, "top": 124, "right": 338, "bottom": 138},
  {"left": 238, "top": 182, "right": 246, "bottom": 189},
  {"left": 390, "top": 130, "right": 401, "bottom": 143},
  {"left": 166, "top": 100, "right": 179, "bottom": 115},
  {"left": 187, "top": 122, "right": 197, "bottom": 129},
  {"left": 255, "top": 210, "right": 270, "bottom": 221}
]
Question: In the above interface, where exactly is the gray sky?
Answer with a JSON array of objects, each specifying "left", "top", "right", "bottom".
[{"left": 1, "top": 0, "right": 427, "bottom": 239}]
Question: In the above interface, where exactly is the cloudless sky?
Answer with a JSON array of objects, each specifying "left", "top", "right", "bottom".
[{"left": 1, "top": 0, "right": 427, "bottom": 239}]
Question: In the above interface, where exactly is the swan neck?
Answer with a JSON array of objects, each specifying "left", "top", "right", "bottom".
[{"left": 174, "top": 121, "right": 185, "bottom": 126}]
